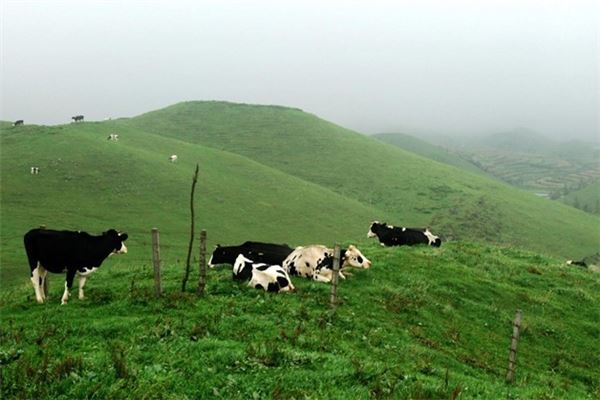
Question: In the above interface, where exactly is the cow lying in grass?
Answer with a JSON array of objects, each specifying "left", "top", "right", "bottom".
[
  {"left": 233, "top": 254, "right": 294, "bottom": 293},
  {"left": 209, "top": 241, "right": 294, "bottom": 267},
  {"left": 24, "top": 228, "right": 128, "bottom": 304},
  {"left": 367, "top": 221, "right": 442, "bottom": 247},
  {"left": 282, "top": 245, "right": 371, "bottom": 283}
]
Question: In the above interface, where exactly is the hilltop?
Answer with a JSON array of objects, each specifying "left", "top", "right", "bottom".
[{"left": 123, "top": 101, "right": 599, "bottom": 257}]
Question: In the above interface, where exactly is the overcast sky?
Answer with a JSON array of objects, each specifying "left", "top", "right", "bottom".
[{"left": 1, "top": 0, "right": 598, "bottom": 140}]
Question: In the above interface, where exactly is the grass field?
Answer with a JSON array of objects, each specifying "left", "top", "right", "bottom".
[
  {"left": 1, "top": 241, "right": 598, "bottom": 399},
  {"left": 1, "top": 103, "right": 599, "bottom": 399}
]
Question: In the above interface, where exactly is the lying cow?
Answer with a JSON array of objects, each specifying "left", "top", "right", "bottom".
[
  {"left": 282, "top": 244, "right": 371, "bottom": 283},
  {"left": 209, "top": 241, "right": 294, "bottom": 267},
  {"left": 169, "top": 155, "right": 178, "bottom": 162},
  {"left": 107, "top": 133, "right": 119, "bottom": 141},
  {"left": 233, "top": 254, "right": 294, "bottom": 293},
  {"left": 24, "top": 228, "right": 128, "bottom": 305},
  {"left": 367, "top": 221, "right": 442, "bottom": 247}
]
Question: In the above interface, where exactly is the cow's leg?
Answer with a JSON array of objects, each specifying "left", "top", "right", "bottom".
[
  {"left": 61, "top": 271, "right": 76, "bottom": 305},
  {"left": 38, "top": 266, "right": 48, "bottom": 300},
  {"left": 78, "top": 275, "right": 87, "bottom": 300},
  {"left": 30, "top": 264, "right": 44, "bottom": 303},
  {"left": 312, "top": 272, "right": 331, "bottom": 283}
]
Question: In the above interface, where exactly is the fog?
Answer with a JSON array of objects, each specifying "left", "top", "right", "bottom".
[{"left": 1, "top": 0, "right": 598, "bottom": 141}]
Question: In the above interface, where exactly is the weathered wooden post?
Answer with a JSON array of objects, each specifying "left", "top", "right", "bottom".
[
  {"left": 182, "top": 164, "right": 199, "bottom": 292},
  {"left": 329, "top": 244, "right": 341, "bottom": 310},
  {"left": 39, "top": 225, "right": 49, "bottom": 297},
  {"left": 151, "top": 228, "right": 162, "bottom": 298},
  {"left": 506, "top": 309, "right": 523, "bottom": 383},
  {"left": 197, "top": 229, "right": 207, "bottom": 296}
]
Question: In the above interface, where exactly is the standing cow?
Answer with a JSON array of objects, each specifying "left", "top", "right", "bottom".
[
  {"left": 71, "top": 115, "right": 84, "bottom": 122},
  {"left": 282, "top": 244, "right": 371, "bottom": 283},
  {"left": 24, "top": 228, "right": 128, "bottom": 304},
  {"left": 169, "top": 155, "right": 178, "bottom": 162},
  {"left": 13, "top": 120, "right": 24, "bottom": 126},
  {"left": 367, "top": 221, "right": 442, "bottom": 247}
]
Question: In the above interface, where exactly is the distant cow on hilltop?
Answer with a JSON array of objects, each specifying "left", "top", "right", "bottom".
[
  {"left": 71, "top": 115, "right": 84, "bottom": 122},
  {"left": 13, "top": 120, "right": 24, "bottom": 126}
]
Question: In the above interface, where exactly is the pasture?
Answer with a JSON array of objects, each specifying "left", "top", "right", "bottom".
[{"left": 2, "top": 241, "right": 599, "bottom": 399}]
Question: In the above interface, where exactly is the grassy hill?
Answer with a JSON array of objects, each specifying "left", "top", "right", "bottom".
[
  {"left": 122, "top": 101, "right": 599, "bottom": 258},
  {"left": 0, "top": 121, "right": 386, "bottom": 286},
  {"left": 562, "top": 182, "right": 600, "bottom": 214},
  {"left": 1, "top": 241, "right": 598, "bottom": 399},
  {"left": 372, "top": 132, "right": 486, "bottom": 176}
]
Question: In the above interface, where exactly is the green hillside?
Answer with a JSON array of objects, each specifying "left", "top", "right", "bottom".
[
  {"left": 372, "top": 132, "right": 486, "bottom": 176},
  {"left": 1, "top": 241, "right": 598, "bottom": 399},
  {"left": 562, "top": 182, "right": 600, "bottom": 214},
  {"left": 123, "top": 101, "right": 599, "bottom": 258},
  {"left": 0, "top": 121, "right": 386, "bottom": 286}
]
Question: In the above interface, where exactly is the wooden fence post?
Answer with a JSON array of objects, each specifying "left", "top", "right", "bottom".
[
  {"left": 329, "top": 244, "right": 341, "bottom": 310},
  {"left": 182, "top": 164, "right": 199, "bottom": 292},
  {"left": 506, "top": 309, "right": 523, "bottom": 383},
  {"left": 151, "top": 228, "right": 162, "bottom": 298},
  {"left": 39, "top": 225, "right": 49, "bottom": 297},
  {"left": 197, "top": 230, "right": 207, "bottom": 296}
]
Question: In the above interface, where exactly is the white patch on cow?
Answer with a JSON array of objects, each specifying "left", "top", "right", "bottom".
[
  {"left": 367, "top": 228, "right": 377, "bottom": 238},
  {"left": 423, "top": 229, "right": 439, "bottom": 245},
  {"left": 566, "top": 260, "right": 573, "bottom": 265},
  {"left": 119, "top": 242, "right": 127, "bottom": 253},
  {"left": 30, "top": 265, "right": 44, "bottom": 303},
  {"left": 61, "top": 282, "right": 70, "bottom": 305},
  {"left": 169, "top": 155, "right": 178, "bottom": 162},
  {"left": 402, "top": 227, "right": 406, "bottom": 232},
  {"left": 77, "top": 267, "right": 98, "bottom": 277},
  {"left": 78, "top": 276, "right": 87, "bottom": 300},
  {"left": 208, "top": 254, "right": 215, "bottom": 268}
]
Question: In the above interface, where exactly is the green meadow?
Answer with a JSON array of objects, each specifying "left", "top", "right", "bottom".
[{"left": 1, "top": 101, "right": 599, "bottom": 399}]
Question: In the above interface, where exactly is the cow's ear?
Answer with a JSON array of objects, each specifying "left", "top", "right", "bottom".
[{"left": 120, "top": 233, "right": 128, "bottom": 241}]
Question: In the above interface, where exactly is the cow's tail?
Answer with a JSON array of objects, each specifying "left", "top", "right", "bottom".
[{"left": 23, "top": 231, "right": 39, "bottom": 275}]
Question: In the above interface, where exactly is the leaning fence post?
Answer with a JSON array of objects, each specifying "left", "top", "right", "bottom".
[
  {"left": 151, "top": 228, "right": 162, "bottom": 298},
  {"left": 506, "top": 309, "right": 523, "bottom": 383},
  {"left": 197, "top": 229, "right": 207, "bottom": 296},
  {"left": 329, "top": 244, "right": 341, "bottom": 310}
]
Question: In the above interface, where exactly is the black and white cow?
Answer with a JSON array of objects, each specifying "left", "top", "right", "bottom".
[
  {"left": 107, "top": 133, "right": 119, "bottom": 141},
  {"left": 30, "top": 167, "right": 40, "bottom": 175},
  {"left": 367, "top": 221, "right": 442, "bottom": 247},
  {"left": 233, "top": 254, "right": 294, "bottom": 293},
  {"left": 24, "top": 228, "right": 128, "bottom": 305},
  {"left": 71, "top": 115, "right": 84, "bottom": 122},
  {"left": 209, "top": 241, "right": 294, "bottom": 267},
  {"left": 282, "top": 245, "right": 371, "bottom": 283},
  {"left": 169, "top": 155, "right": 178, "bottom": 162},
  {"left": 13, "top": 120, "right": 24, "bottom": 126}
]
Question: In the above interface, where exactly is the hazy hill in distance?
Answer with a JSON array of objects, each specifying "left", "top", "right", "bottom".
[
  {"left": 123, "top": 101, "right": 598, "bottom": 257},
  {"left": 372, "top": 132, "right": 487, "bottom": 176}
]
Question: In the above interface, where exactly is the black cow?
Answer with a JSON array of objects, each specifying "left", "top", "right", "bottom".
[
  {"left": 367, "top": 221, "right": 442, "bottom": 247},
  {"left": 24, "top": 228, "right": 128, "bottom": 304},
  {"left": 13, "top": 120, "right": 24, "bottom": 126},
  {"left": 208, "top": 241, "right": 294, "bottom": 267},
  {"left": 71, "top": 115, "right": 84, "bottom": 122}
]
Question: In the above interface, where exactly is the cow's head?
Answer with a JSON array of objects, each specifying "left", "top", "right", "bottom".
[
  {"left": 342, "top": 245, "right": 371, "bottom": 269},
  {"left": 104, "top": 229, "right": 128, "bottom": 254},
  {"left": 209, "top": 244, "right": 227, "bottom": 268},
  {"left": 367, "top": 221, "right": 385, "bottom": 238}
]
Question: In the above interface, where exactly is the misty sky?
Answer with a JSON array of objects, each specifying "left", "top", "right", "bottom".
[{"left": 1, "top": 0, "right": 598, "bottom": 140}]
